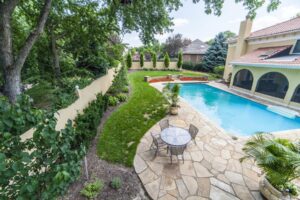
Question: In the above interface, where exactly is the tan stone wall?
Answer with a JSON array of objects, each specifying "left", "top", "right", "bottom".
[
  {"left": 21, "top": 67, "right": 118, "bottom": 141},
  {"left": 183, "top": 54, "right": 203, "bottom": 63},
  {"left": 230, "top": 65, "right": 300, "bottom": 108},
  {"left": 131, "top": 61, "right": 178, "bottom": 69}
]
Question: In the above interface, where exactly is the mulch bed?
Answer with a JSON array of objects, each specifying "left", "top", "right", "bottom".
[
  {"left": 149, "top": 77, "right": 174, "bottom": 83},
  {"left": 62, "top": 91, "right": 149, "bottom": 200},
  {"left": 179, "top": 77, "right": 208, "bottom": 81}
]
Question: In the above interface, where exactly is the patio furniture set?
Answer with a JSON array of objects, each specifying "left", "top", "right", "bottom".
[{"left": 150, "top": 119, "right": 199, "bottom": 164}]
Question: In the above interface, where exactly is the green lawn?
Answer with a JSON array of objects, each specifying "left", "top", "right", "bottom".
[{"left": 97, "top": 70, "right": 214, "bottom": 166}]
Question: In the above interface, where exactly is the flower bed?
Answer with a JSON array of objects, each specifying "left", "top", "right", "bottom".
[
  {"left": 179, "top": 76, "right": 208, "bottom": 81},
  {"left": 148, "top": 77, "right": 174, "bottom": 83}
]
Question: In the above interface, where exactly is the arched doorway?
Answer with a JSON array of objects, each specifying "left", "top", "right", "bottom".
[
  {"left": 291, "top": 84, "right": 300, "bottom": 103},
  {"left": 233, "top": 69, "right": 253, "bottom": 90},
  {"left": 256, "top": 72, "right": 289, "bottom": 99}
]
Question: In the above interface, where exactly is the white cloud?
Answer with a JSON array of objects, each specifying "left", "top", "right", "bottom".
[
  {"left": 253, "top": 5, "right": 300, "bottom": 31},
  {"left": 173, "top": 18, "right": 189, "bottom": 28}
]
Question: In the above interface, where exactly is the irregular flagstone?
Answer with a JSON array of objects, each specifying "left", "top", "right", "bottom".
[
  {"left": 176, "top": 179, "right": 189, "bottom": 199},
  {"left": 216, "top": 174, "right": 230, "bottom": 184},
  {"left": 225, "top": 171, "right": 245, "bottom": 186},
  {"left": 202, "top": 150, "right": 214, "bottom": 163},
  {"left": 210, "top": 186, "right": 239, "bottom": 200},
  {"left": 244, "top": 176, "right": 260, "bottom": 191},
  {"left": 226, "top": 159, "right": 243, "bottom": 173},
  {"left": 251, "top": 191, "right": 264, "bottom": 200},
  {"left": 190, "top": 151, "right": 204, "bottom": 162},
  {"left": 158, "top": 194, "right": 177, "bottom": 200},
  {"left": 211, "top": 157, "right": 227, "bottom": 172},
  {"left": 145, "top": 177, "right": 161, "bottom": 199},
  {"left": 186, "top": 196, "right": 208, "bottom": 200},
  {"left": 160, "top": 176, "right": 176, "bottom": 191},
  {"left": 221, "top": 149, "right": 231, "bottom": 160},
  {"left": 193, "top": 162, "right": 213, "bottom": 178},
  {"left": 232, "top": 183, "right": 255, "bottom": 200},
  {"left": 210, "top": 177, "right": 234, "bottom": 195},
  {"left": 197, "top": 177, "right": 211, "bottom": 198},
  {"left": 204, "top": 144, "right": 221, "bottom": 156},
  {"left": 147, "top": 161, "right": 164, "bottom": 176},
  {"left": 139, "top": 168, "right": 159, "bottom": 185},
  {"left": 166, "top": 189, "right": 180, "bottom": 199},
  {"left": 134, "top": 155, "right": 147, "bottom": 174},
  {"left": 182, "top": 175, "right": 198, "bottom": 195},
  {"left": 179, "top": 161, "right": 196, "bottom": 177}
]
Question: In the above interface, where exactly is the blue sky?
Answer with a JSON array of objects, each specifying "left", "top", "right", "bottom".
[{"left": 123, "top": 0, "right": 300, "bottom": 47}]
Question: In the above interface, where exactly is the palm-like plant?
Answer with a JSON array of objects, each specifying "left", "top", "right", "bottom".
[
  {"left": 163, "top": 83, "right": 180, "bottom": 107},
  {"left": 240, "top": 133, "right": 300, "bottom": 195}
]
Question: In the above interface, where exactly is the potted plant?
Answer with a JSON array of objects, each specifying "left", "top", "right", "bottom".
[
  {"left": 163, "top": 83, "right": 180, "bottom": 115},
  {"left": 240, "top": 133, "right": 300, "bottom": 200}
]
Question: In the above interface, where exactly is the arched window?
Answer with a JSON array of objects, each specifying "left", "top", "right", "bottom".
[
  {"left": 256, "top": 72, "right": 289, "bottom": 99},
  {"left": 291, "top": 85, "right": 300, "bottom": 103},
  {"left": 233, "top": 69, "right": 253, "bottom": 90}
]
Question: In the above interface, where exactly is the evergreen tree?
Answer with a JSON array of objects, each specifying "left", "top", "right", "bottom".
[
  {"left": 177, "top": 50, "right": 183, "bottom": 68},
  {"left": 202, "top": 32, "right": 228, "bottom": 71},
  {"left": 140, "top": 52, "right": 144, "bottom": 68},
  {"left": 164, "top": 52, "right": 170, "bottom": 68},
  {"left": 152, "top": 52, "right": 157, "bottom": 68},
  {"left": 126, "top": 53, "right": 132, "bottom": 68}
]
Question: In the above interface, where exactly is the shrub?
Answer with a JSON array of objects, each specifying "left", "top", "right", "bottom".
[
  {"left": 152, "top": 52, "right": 157, "bottom": 68},
  {"left": 108, "top": 65, "right": 128, "bottom": 95},
  {"left": 110, "top": 177, "right": 122, "bottom": 190},
  {"left": 116, "top": 93, "right": 127, "bottom": 102},
  {"left": 122, "top": 86, "right": 129, "bottom": 93},
  {"left": 177, "top": 51, "right": 183, "bottom": 68},
  {"left": 140, "top": 52, "right": 144, "bottom": 68},
  {"left": 213, "top": 66, "right": 225, "bottom": 77},
  {"left": 126, "top": 53, "right": 132, "bottom": 69},
  {"left": 164, "top": 52, "right": 170, "bottom": 68},
  {"left": 80, "top": 180, "right": 104, "bottom": 199},
  {"left": 182, "top": 61, "right": 205, "bottom": 71},
  {"left": 240, "top": 133, "right": 300, "bottom": 196},
  {"left": 108, "top": 96, "right": 119, "bottom": 106}
]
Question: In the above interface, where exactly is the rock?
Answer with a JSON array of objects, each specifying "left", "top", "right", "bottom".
[
  {"left": 144, "top": 178, "right": 161, "bottom": 199},
  {"left": 176, "top": 179, "right": 189, "bottom": 199},
  {"left": 210, "top": 177, "right": 234, "bottom": 194},
  {"left": 190, "top": 151, "right": 204, "bottom": 162},
  {"left": 194, "top": 162, "right": 213, "bottom": 177},
  {"left": 139, "top": 168, "right": 159, "bottom": 185},
  {"left": 134, "top": 155, "right": 147, "bottom": 174},
  {"left": 179, "top": 161, "right": 196, "bottom": 177},
  {"left": 210, "top": 186, "right": 239, "bottom": 200},
  {"left": 197, "top": 178, "right": 210, "bottom": 198},
  {"left": 225, "top": 171, "right": 245, "bottom": 185},
  {"left": 182, "top": 175, "right": 198, "bottom": 195},
  {"left": 232, "top": 184, "right": 255, "bottom": 200}
]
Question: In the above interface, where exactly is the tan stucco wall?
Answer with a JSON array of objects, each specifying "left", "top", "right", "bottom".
[
  {"left": 230, "top": 65, "right": 300, "bottom": 108},
  {"left": 21, "top": 67, "right": 118, "bottom": 141},
  {"left": 183, "top": 54, "right": 203, "bottom": 63},
  {"left": 223, "top": 45, "right": 236, "bottom": 80},
  {"left": 246, "top": 39, "right": 296, "bottom": 52},
  {"left": 131, "top": 61, "right": 178, "bottom": 70}
]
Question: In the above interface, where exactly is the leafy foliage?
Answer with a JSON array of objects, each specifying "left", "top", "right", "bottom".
[
  {"left": 241, "top": 133, "right": 300, "bottom": 195},
  {"left": 182, "top": 61, "right": 204, "bottom": 71},
  {"left": 110, "top": 177, "right": 122, "bottom": 190},
  {"left": 108, "top": 96, "right": 119, "bottom": 106},
  {"left": 163, "top": 83, "right": 180, "bottom": 107},
  {"left": 107, "top": 66, "right": 129, "bottom": 96},
  {"left": 116, "top": 93, "right": 128, "bottom": 102},
  {"left": 80, "top": 179, "right": 104, "bottom": 199},
  {"left": 164, "top": 52, "right": 170, "bottom": 68},
  {"left": 163, "top": 34, "right": 191, "bottom": 58},
  {"left": 202, "top": 32, "right": 228, "bottom": 71},
  {"left": 213, "top": 66, "right": 225, "bottom": 77}
]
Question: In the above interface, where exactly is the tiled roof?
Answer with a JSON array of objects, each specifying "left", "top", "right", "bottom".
[
  {"left": 231, "top": 46, "right": 300, "bottom": 66},
  {"left": 247, "top": 17, "right": 300, "bottom": 40},
  {"left": 182, "top": 39, "right": 209, "bottom": 55}
]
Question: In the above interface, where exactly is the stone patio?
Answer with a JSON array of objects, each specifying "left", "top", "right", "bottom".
[{"left": 134, "top": 98, "right": 264, "bottom": 200}]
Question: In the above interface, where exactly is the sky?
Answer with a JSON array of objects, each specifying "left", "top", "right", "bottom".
[{"left": 123, "top": 0, "right": 300, "bottom": 47}]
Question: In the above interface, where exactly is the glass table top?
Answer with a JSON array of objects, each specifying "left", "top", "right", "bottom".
[{"left": 161, "top": 127, "right": 191, "bottom": 146}]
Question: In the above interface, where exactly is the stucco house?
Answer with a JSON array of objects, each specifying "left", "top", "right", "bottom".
[
  {"left": 224, "top": 17, "right": 300, "bottom": 109},
  {"left": 182, "top": 39, "right": 208, "bottom": 63}
]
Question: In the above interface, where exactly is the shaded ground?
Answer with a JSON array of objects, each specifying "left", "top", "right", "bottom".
[{"left": 63, "top": 101, "right": 149, "bottom": 200}]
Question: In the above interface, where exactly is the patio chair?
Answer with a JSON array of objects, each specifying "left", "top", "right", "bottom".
[
  {"left": 150, "top": 132, "right": 167, "bottom": 158},
  {"left": 169, "top": 145, "right": 187, "bottom": 164},
  {"left": 159, "top": 119, "right": 169, "bottom": 131},
  {"left": 189, "top": 124, "right": 199, "bottom": 144}
]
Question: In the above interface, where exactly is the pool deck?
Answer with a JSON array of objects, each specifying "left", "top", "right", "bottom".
[{"left": 134, "top": 81, "right": 300, "bottom": 200}]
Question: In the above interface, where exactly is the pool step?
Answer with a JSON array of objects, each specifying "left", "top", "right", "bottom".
[{"left": 267, "top": 105, "right": 299, "bottom": 119}]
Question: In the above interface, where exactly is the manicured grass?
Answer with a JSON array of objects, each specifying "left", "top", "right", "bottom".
[{"left": 97, "top": 70, "right": 213, "bottom": 166}]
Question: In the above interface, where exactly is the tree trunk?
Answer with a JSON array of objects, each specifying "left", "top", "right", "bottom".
[
  {"left": 0, "top": 0, "right": 52, "bottom": 103},
  {"left": 50, "top": 32, "right": 61, "bottom": 78}
]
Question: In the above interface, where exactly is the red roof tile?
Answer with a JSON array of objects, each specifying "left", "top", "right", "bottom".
[
  {"left": 231, "top": 46, "right": 300, "bottom": 66},
  {"left": 248, "top": 17, "right": 300, "bottom": 39}
]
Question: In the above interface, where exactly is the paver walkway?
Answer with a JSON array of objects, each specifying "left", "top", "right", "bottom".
[{"left": 134, "top": 98, "right": 264, "bottom": 200}]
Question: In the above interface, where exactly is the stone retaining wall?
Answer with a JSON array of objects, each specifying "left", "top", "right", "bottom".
[{"left": 131, "top": 61, "right": 178, "bottom": 69}]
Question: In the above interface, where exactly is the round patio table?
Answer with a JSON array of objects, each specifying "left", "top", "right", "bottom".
[{"left": 161, "top": 127, "right": 191, "bottom": 146}]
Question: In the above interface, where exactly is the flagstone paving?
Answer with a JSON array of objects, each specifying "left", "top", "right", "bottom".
[{"left": 134, "top": 99, "right": 264, "bottom": 200}]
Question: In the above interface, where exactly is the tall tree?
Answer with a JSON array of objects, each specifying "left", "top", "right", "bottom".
[
  {"left": 163, "top": 34, "right": 191, "bottom": 58},
  {"left": 0, "top": 0, "right": 52, "bottom": 103},
  {"left": 206, "top": 30, "right": 236, "bottom": 45},
  {"left": 202, "top": 32, "right": 227, "bottom": 71}
]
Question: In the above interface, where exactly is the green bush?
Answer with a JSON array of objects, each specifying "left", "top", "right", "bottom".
[
  {"left": 164, "top": 52, "right": 170, "bottom": 68},
  {"left": 122, "top": 86, "right": 129, "bottom": 93},
  {"left": 107, "top": 66, "right": 128, "bottom": 95},
  {"left": 110, "top": 177, "right": 122, "bottom": 190},
  {"left": 116, "top": 93, "right": 127, "bottom": 102},
  {"left": 213, "top": 66, "right": 225, "bottom": 76},
  {"left": 108, "top": 96, "right": 119, "bottom": 106},
  {"left": 80, "top": 180, "right": 104, "bottom": 199},
  {"left": 152, "top": 52, "right": 157, "bottom": 68},
  {"left": 177, "top": 51, "right": 183, "bottom": 68},
  {"left": 126, "top": 53, "right": 132, "bottom": 69},
  {"left": 182, "top": 62, "right": 205, "bottom": 71},
  {"left": 74, "top": 94, "right": 108, "bottom": 147},
  {"left": 140, "top": 52, "right": 144, "bottom": 68}
]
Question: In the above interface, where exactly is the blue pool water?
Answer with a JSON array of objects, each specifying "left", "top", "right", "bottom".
[{"left": 178, "top": 83, "right": 300, "bottom": 136}]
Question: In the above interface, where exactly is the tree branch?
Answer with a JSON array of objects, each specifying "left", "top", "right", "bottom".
[{"left": 14, "top": 0, "right": 52, "bottom": 70}]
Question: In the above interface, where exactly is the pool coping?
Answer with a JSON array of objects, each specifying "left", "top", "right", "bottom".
[{"left": 150, "top": 81, "right": 300, "bottom": 140}]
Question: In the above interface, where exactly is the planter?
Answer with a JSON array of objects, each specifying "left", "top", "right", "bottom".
[
  {"left": 170, "top": 106, "right": 178, "bottom": 115},
  {"left": 260, "top": 178, "right": 291, "bottom": 200}
]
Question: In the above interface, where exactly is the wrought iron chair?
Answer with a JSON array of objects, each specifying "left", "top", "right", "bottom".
[
  {"left": 150, "top": 132, "right": 167, "bottom": 158},
  {"left": 159, "top": 119, "right": 169, "bottom": 131},
  {"left": 169, "top": 145, "right": 187, "bottom": 164},
  {"left": 189, "top": 124, "right": 199, "bottom": 144}
]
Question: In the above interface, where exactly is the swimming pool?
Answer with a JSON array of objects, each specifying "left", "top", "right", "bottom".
[{"left": 178, "top": 83, "right": 300, "bottom": 136}]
